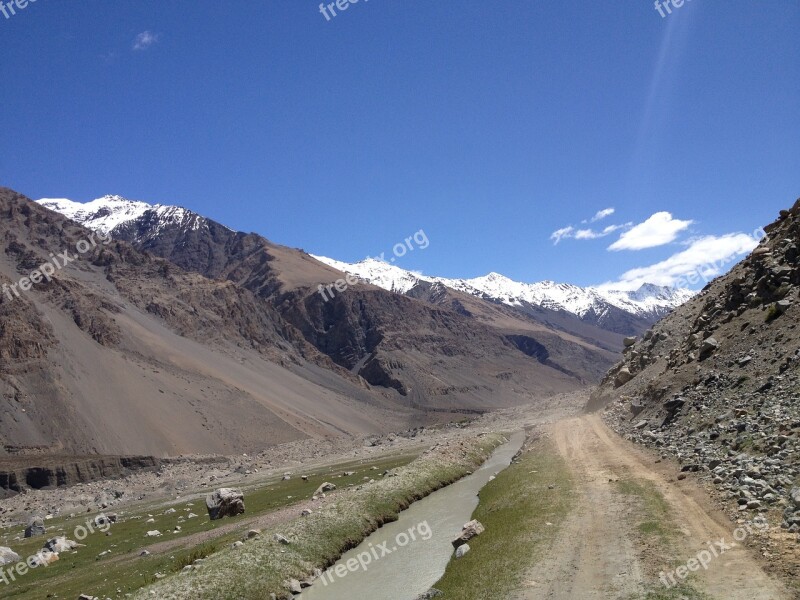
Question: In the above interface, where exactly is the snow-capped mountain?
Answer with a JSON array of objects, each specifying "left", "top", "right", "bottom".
[
  {"left": 37, "top": 195, "right": 694, "bottom": 326},
  {"left": 311, "top": 256, "right": 695, "bottom": 323},
  {"left": 37, "top": 195, "right": 216, "bottom": 239}
]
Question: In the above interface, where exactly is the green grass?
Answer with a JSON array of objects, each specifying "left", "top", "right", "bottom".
[
  {"left": 614, "top": 479, "right": 674, "bottom": 542},
  {"left": 613, "top": 478, "right": 714, "bottom": 600},
  {"left": 765, "top": 304, "right": 781, "bottom": 323},
  {"left": 632, "top": 583, "right": 713, "bottom": 599},
  {"left": 129, "top": 434, "right": 505, "bottom": 599},
  {"left": 0, "top": 452, "right": 417, "bottom": 599},
  {"left": 432, "top": 435, "right": 574, "bottom": 600}
]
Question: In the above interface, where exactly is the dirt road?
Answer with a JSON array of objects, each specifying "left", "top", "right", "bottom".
[{"left": 514, "top": 414, "right": 792, "bottom": 599}]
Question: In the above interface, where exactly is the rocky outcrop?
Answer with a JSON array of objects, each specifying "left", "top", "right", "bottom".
[
  {"left": 592, "top": 197, "right": 800, "bottom": 539},
  {"left": 0, "top": 456, "right": 161, "bottom": 498}
]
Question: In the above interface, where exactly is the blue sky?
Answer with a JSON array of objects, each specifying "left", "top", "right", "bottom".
[{"left": 1, "top": 0, "right": 798, "bottom": 289}]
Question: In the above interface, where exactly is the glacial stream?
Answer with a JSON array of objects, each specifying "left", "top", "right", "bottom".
[{"left": 298, "top": 431, "right": 525, "bottom": 600}]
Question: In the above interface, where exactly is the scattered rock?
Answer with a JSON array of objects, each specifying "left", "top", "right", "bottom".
[
  {"left": 314, "top": 482, "right": 336, "bottom": 495},
  {"left": 0, "top": 547, "right": 21, "bottom": 567},
  {"left": 43, "top": 536, "right": 80, "bottom": 553},
  {"left": 452, "top": 519, "right": 485, "bottom": 549},
  {"left": 24, "top": 516, "right": 46, "bottom": 538}
]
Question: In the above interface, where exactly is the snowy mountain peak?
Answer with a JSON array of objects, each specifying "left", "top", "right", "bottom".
[
  {"left": 311, "top": 254, "right": 694, "bottom": 323},
  {"left": 36, "top": 195, "right": 224, "bottom": 237},
  {"left": 37, "top": 196, "right": 155, "bottom": 234}
]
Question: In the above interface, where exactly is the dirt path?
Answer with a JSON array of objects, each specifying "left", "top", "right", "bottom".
[{"left": 514, "top": 414, "right": 791, "bottom": 600}]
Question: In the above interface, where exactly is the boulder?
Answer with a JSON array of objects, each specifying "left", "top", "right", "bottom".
[
  {"left": 615, "top": 367, "right": 634, "bottom": 387},
  {"left": 94, "top": 514, "right": 117, "bottom": 527},
  {"left": 0, "top": 547, "right": 21, "bottom": 567},
  {"left": 623, "top": 336, "right": 637, "bottom": 347},
  {"left": 791, "top": 487, "right": 800, "bottom": 508},
  {"left": 206, "top": 488, "right": 245, "bottom": 520},
  {"left": 24, "top": 516, "right": 46, "bottom": 538},
  {"left": 455, "top": 544, "right": 470, "bottom": 558},
  {"left": 452, "top": 520, "right": 485, "bottom": 549},
  {"left": 43, "top": 537, "right": 79, "bottom": 553},
  {"left": 699, "top": 337, "right": 719, "bottom": 359},
  {"left": 30, "top": 550, "right": 58, "bottom": 567},
  {"left": 314, "top": 482, "right": 336, "bottom": 495}
]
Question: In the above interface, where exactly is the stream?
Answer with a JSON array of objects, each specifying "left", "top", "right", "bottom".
[{"left": 298, "top": 430, "right": 525, "bottom": 600}]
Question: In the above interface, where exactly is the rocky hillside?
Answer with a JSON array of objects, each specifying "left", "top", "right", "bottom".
[{"left": 591, "top": 197, "right": 800, "bottom": 538}]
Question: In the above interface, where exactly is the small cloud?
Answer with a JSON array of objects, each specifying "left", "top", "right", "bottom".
[
  {"left": 133, "top": 31, "right": 160, "bottom": 51},
  {"left": 554, "top": 207, "right": 629, "bottom": 244},
  {"left": 589, "top": 208, "right": 615, "bottom": 223},
  {"left": 550, "top": 226, "right": 574, "bottom": 245},
  {"left": 608, "top": 212, "right": 693, "bottom": 251},
  {"left": 574, "top": 223, "right": 631, "bottom": 240},
  {"left": 599, "top": 233, "right": 760, "bottom": 290}
]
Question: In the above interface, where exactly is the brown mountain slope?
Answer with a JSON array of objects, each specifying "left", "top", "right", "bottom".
[{"left": 0, "top": 188, "right": 406, "bottom": 456}]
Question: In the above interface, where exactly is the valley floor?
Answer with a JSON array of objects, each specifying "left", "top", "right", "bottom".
[{"left": 1, "top": 393, "right": 797, "bottom": 599}]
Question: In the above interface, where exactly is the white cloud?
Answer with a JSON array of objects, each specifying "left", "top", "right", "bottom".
[
  {"left": 574, "top": 223, "right": 631, "bottom": 240},
  {"left": 599, "top": 233, "right": 760, "bottom": 291},
  {"left": 550, "top": 226, "right": 574, "bottom": 244},
  {"left": 608, "top": 211, "right": 693, "bottom": 251},
  {"left": 133, "top": 31, "right": 160, "bottom": 51},
  {"left": 552, "top": 207, "right": 628, "bottom": 245},
  {"left": 590, "top": 208, "right": 615, "bottom": 223}
]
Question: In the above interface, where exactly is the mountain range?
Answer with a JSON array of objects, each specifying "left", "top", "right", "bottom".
[
  {"left": 0, "top": 189, "right": 695, "bottom": 458},
  {"left": 40, "top": 196, "right": 694, "bottom": 333}
]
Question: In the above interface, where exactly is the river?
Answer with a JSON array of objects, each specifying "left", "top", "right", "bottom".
[{"left": 298, "top": 431, "right": 525, "bottom": 600}]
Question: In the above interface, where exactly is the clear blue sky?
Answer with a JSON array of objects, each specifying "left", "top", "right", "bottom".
[{"left": 1, "top": 0, "right": 798, "bottom": 289}]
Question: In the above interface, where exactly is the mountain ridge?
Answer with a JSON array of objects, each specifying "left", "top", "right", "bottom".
[{"left": 37, "top": 195, "right": 694, "bottom": 333}]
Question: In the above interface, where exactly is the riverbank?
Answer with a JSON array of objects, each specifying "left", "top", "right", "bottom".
[
  {"left": 432, "top": 430, "right": 574, "bottom": 599},
  {"left": 133, "top": 433, "right": 506, "bottom": 599}
]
